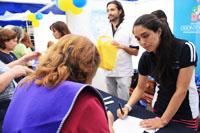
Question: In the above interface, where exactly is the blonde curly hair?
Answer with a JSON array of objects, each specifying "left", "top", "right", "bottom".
[{"left": 24, "top": 34, "right": 100, "bottom": 88}]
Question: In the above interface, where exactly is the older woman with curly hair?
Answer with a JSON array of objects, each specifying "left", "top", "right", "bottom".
[{"left": 3, "top": 34, "right": 114, "bottom": 133}]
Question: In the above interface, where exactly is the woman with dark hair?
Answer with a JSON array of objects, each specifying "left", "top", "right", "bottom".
[
  {"left": 151, "top": 10, "right": 167, "bottom": 21},
  {"left": 48, "top": 21, "right": 71, "bottom": 48},
  {"left": 0, "top": 29, "right": 18, "bottom": 64},
  {"left": 3, "top": 34, "right": 114, "bottom": 133},
  {"left": 50, "top": 21, "right": 71, "bottom": 39},
  {"left": 118, "top": 14, "right": 199, "bottom": 131}
]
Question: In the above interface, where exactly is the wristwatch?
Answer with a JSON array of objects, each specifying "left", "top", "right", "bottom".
[{"left": 124, "top": 104, "right": 132, "bottom": 112}]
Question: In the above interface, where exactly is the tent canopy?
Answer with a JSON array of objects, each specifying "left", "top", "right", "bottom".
[
  {"left": 0, "top": 1, "right": 65, "bottom": 15},
  {"left": 0, "top": 20, "right": 27, "bottom": 27},
  {"left": 0, "top": 0, "right": 139, "bottom": 16},
  {"left": 0, "top": 0, "right": 140, "bottom": 15}
]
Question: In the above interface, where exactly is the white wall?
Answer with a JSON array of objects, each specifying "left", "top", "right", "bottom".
[
  {"left": 67, "top": 0, "right": 109, "bottom": 42},
  {"left": 67, "top": 0, "right": 174, "bottom": 41}
]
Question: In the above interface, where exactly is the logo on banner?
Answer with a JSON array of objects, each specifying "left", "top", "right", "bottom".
[
  {"left": 180, "top": 1, "right": 200, "bottom": 33},
  {"left": 191, "top": 5, "right": 200, "bottom": 22}
]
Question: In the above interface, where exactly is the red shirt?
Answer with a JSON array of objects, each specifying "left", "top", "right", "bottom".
[{"left": 61, "top": 90, "right": 110, "bottom": 133}]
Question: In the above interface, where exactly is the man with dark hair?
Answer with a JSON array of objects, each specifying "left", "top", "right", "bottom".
[{"left": 104, "top": 0, "right": 139, "bottom": 100}]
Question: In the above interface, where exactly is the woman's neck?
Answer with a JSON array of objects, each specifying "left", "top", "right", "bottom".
[{"left": 0, "top": 49, "right": 10, "bottom": 54}]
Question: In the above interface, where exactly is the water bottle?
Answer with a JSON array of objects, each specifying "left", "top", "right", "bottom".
[
  {"left": 32, "top": 59, "right": 39, "bottom": 70},
  {"left": 138, "top": 99, "right": 147, "bottom": 109}
]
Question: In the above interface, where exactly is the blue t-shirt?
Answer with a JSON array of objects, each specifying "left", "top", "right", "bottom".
[{"left": 0, "top": 51, "right": 17, "bottom": 64}]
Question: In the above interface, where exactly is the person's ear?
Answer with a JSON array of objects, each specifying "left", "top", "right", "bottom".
[
  {"left": 119, "top": 10, "right": 122, "bottom": 15},
  {"left": 157, "top": 28, "right": 162, "bottom": 36}
]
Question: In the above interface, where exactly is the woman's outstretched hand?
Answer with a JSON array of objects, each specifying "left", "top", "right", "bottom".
[{"left": 140, "top": 117, "right": 167, "bottom": 130}]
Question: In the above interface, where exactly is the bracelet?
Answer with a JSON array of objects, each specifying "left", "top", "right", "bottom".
[{"left": 124, "top": 104, "right": 132, "bottom": 112}]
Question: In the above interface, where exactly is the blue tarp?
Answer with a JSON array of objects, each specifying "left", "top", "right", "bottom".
[
  {"left": 0, "top": 2, "right": 65, "bottom": 15},
  {"left": 0, "top": 20, "right": 27, "bottom": 27}
]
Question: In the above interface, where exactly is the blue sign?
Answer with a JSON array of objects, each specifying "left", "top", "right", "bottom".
[{"left": 174, "top": 0, "right": 200, "bottom": 74}]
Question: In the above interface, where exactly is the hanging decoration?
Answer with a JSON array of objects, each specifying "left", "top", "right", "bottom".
[
  {"left": 27, "top": 13, "right": 40, "bottom": 28},
  {"left": 26, "top": 0, "right": 87, "bottom": 27},
  {"left": 32, "top": 19, "right": 40, "bottom": 27},
  {"left": 35, "top": 13, "right": 43, "bottom": 20},
  {"left": 73, "top": 0, "right": 87, "bottom": 8},
  {"left": 56, "top": 0, "right": 87, "bottom": 15},
  {"left": 27, "top": 13, "right": 35, "bottom": 21}
]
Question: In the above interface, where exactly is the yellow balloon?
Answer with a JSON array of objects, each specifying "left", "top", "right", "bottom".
[
  {"left": 27, "top": 13, "right": 35, "bottom": 21},
  {"left": 32, "top": 20, "right": 39, "bottom": 27},
  {"left": 58, "top": 0, "right": 70, "bottom": 12},
  {"left": 69, "top": 5, "right": 83, "bottom": 15},
  {"left": 58, "top": 0, "right": 83, "bottom": 15}
]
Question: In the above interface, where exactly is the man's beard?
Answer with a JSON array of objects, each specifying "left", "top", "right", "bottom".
[{"left": 108, "top": 15, "right": 119, "bottom": 22}]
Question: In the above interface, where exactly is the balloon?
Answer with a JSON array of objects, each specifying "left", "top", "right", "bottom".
[
  {"left": 67, "top": 0, "right": 83, "bottom": 15},
  {"left": 69, "top": 4, "right": 83, "bottom": 15},
  {"left": 73, "top": 0, "right": 87, "bottom": 8},
  {"left": 27, "top": 13, "right": 35, "bottom": 21},
  {"left": 57, "top": 0, "right": 83, "bottom": 15},
  {"left": 32, "top": 20, "right": 39, "bottom": 27},
  {"left": 57, "top": 0, "right": 70, "bottom": 12},
  {"left": 36, "top": 13, "right": 43, "bottom": 20}
]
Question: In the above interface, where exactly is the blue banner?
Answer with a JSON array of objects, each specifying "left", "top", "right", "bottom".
[{"left": 174, "top": 0, "right": 200, "bottom": 74}]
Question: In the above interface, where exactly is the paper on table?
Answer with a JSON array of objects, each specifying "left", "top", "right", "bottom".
[{"left": 113, "top": 116, "right": 157, "bottom": 133}]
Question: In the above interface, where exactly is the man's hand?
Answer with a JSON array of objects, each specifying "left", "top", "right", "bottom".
[{"left": 111, "top": 40, "right": 125, "bottom": 49}]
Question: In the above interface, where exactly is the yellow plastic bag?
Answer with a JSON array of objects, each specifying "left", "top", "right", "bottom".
[{"left": 96, "top": 36, "right": 118, "bottom": 71}]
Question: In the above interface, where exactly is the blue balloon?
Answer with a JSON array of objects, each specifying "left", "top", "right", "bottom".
[
  {"left": 73, "top": 0, "right": 87, "bottom": 8},
  {"left": 36, "top": 13, "right": 43, "bottom": 20}
]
